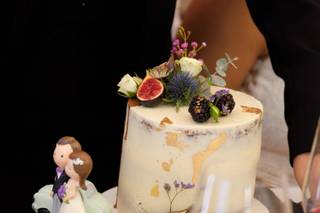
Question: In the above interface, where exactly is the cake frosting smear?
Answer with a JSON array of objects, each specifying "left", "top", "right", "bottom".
[{"left": 116, "top": 26, "right": 263, "bottom": 212}]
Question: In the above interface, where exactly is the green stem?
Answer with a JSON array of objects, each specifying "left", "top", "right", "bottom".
[
  {"left": 166, "top": 191, "right": 172, "bottom": 212},
  {"left": 170, "top": 189, "right": 184, "bottom": 212}
]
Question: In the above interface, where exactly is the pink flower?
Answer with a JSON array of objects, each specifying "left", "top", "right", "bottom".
[
  {"left": 202, "top": 42, "right": 207, "bottom": 47},
  {"left": 173, "top": 39, "right": 180, "bottom": 46},
  {"left": 181, "top": 42, "right": 188, "bottom": 49},
  {"left": 191, "top": 42, "right": 198, "bottom": 49},
  {"left": 177, "top": 49, "right": 185, "bottom": 57},
  {"left": 170, "top": 47, "right": 178, "bottom": 54},
  {"left": 188, "top": 50, "right": 196, "bottom": 58}
]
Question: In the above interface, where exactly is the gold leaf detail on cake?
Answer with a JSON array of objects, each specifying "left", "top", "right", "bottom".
[
  {"left": 160, "top": 117, "right": 173, "bottom": 127},
  {"left": 170, "top": 209, "right": 190, "bottom": 213},
  {"left": 192, "top": 133, "right": 227, "bottom": 183},
  {"left": 123, "top": 105, "right": 130, "bottom": 140},
  {"left": 150, "top": 184, "right": 160, "bottom": 197},
  {"left": 166, "top": 132, "right": 189, "bottom": 150},
  {"left": 241, "top": 105, "right": 262, "bottom": 114},
  {"left": 161, "top": 158, "right": 173, "bottom": 172}
]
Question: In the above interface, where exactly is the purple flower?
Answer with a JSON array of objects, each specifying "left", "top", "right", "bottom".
[
  {"left": 181, "top": 182, "right": 195, "bottom": 189},
  {"left": 215, "top": 89, "right": 229, "bottom": 97},
  {"left": 174, "top": 180, "right": 180, "bottom": 188},
  {"left": 163, "top": 183, "right": 171, "bottom": 192},
  {"left": 185, "top": 183, "right": 195, "bottom": 189},
  {"left": 166, "top": 72, "right": 198, "bottom": 102},
  {"left": 173, "top": 39, "right": 180, "bottom": 46},
  {"left": 57, "top": 184, "right": 66, "bottom": 199},
  {"left": 191, "top": 42, "right": 198, "bottom": 49},
  {"left": 56, "top": 167, "right": 63, "bottom": 174},
  {"left": 210, "top": 90, "right": 230, "bottom": 103},
  {"left": 181, "top": 181, "right": 186, "bottom": 189},
  {"left": 181, "top": 42, "right": 188, "bottom": 49}
]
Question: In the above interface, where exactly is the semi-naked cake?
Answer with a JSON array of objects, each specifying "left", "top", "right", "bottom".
[{"left": 117, "top": 86, "right": 263, "bottom": 213}]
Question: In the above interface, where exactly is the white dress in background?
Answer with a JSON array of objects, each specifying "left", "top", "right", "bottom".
[{"left": 242, "top": 58, "right": 296, "bottom": 186}]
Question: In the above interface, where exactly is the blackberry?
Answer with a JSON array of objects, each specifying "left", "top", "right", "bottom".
[
  {"left": 210, "top": 91, "right": 235, "bottom": 116},
  {"left": 188, "top": 96, "right": 211, "bottom": 122}
]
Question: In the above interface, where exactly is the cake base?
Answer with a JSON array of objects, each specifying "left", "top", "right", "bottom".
[{"left": 103, "top": 187, "right": 269, "bottom": 213}]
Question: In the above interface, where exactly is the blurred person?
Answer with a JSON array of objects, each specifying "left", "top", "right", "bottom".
[
  {"left": 179, "top": 0, "right": 295, "bottom": 190},
  {"left": 180, "top": 0, "right": 320, "bottom": 201}
]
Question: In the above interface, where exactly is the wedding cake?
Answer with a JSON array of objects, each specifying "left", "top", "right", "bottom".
[{"left": 116, "top": 27, "right": 263, "bottom": 213}]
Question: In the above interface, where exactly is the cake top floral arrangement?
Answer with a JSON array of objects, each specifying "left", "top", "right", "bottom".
[{"left": 117, "top": 26, "right": 238, "bottom": 123}]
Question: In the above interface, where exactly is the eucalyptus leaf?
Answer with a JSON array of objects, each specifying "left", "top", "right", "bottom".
[
  {"left": 215, "top": 65, "right": 227, "bottom": 77},
  {"left": 216, "top": 58, "right": 228, "bottom": 67},
  {"left": 211, "top": 74, "right": 226, "bottom": 87},
  {"left": 215, "top": 58, "right": 228, "bottom": 77},
  {"left": 197, "top": 75, "right": 211, "bottom": 97},
  {"left": 201, "top": 63, "right": 211, "bottom": 77}
]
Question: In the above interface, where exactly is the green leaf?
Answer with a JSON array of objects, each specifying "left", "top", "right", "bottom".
[
  {"left": 162, "top": 98, "right": 174, "bottom": 103},
  {"left": 176, "top": 100, "right": 181, "bottom": 112},
  {"left": 201, "top": 63, "right": 211, "bottom": 77},
  {"left": 215, "top": 58, "right": 229, "bottom": 77},
  {"left": 117, "top": 92, "right": 130, "bottom": 98},
  {"left": 127, "top": 91, "right": 137, "bottom": 98},
  {"left": 209, "top": 103, "right": 220, "bottom": 122},
  {"left": 211, "top": 74, "right": 226, "bottom": 87},
  {"left": 197, "top": 75, "right": 211, "bottom": 97}
]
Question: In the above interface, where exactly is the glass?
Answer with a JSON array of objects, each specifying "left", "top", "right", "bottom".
[
  {"left": 302, "top": 118, "right": 320, "bottom": 213},
  {"left": 189, "top": 156, "right": 293, "bottom": 213}
]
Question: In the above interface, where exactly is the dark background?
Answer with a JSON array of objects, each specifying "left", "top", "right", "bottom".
[{"left": 9, "top": 0, "right": 176, "bottom": 212}]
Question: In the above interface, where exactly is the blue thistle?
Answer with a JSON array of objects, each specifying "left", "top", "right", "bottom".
[{"left": 163, "top": 72, "right": 199, "bottom": 111}]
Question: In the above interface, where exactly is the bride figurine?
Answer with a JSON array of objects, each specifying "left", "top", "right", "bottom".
[
  {"left": 59, "top": 150, "right": 112, "bottom": 213},
  {"left": 59, "top": 151, "right": 92, "bottom": 213}
]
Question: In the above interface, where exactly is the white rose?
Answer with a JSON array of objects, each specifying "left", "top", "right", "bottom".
[
  {"left": 117, "top": 74, "right": 139, "bottom": 97},
  {"left": 179, "top": 57, "right": 203, "bottom": 77}
]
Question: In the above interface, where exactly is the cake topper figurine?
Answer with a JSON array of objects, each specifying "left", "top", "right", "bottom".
[
  {"left": 52, "top": 136, "right": 82, "bottom": 213},
  {"left": 32, "top": 136, "right": 112, "bottom": 213},
  {"left": 59, "top": 151, "right": 92, "bottom": 213}
]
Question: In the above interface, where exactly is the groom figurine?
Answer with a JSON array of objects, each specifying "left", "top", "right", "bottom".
[{"left": 51, "top": 136, "right": 82, "bottom": 213}]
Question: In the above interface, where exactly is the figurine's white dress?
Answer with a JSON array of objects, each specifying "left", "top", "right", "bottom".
[{"left": 60, "top": 183, "right": 86, "bottom": 213}]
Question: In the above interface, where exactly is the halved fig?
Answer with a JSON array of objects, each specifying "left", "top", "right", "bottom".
[{"left": 136, "top": 76, "right": 164, "bottom": 107}]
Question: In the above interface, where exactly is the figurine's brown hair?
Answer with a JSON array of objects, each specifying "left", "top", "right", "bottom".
[
  {"left": 56, "top": 136, "right": 82, "bottom": 152},
  {"left": 69, "top": 151, "right": 93, "bottom": 190}
]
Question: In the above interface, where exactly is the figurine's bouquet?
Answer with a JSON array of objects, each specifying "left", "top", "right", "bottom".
[
  {"left": 57, "top": 183, "right": 69, "bottom": 204},
  {"left": 117, "top": 26, "right": 238, "bottom": 122}
]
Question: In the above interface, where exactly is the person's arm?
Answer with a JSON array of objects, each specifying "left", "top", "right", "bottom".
[
  {"left": 294, "top": 153, "right": 311, "bottom": 188},
  {"left": 182, "top": 0, "right": 267, "bottom": 89},
  {"left": 294, "top": 153, "right": 320, "bottom": 193}
]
